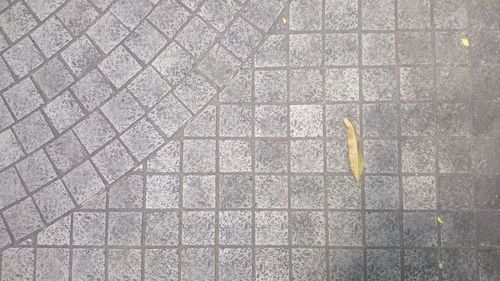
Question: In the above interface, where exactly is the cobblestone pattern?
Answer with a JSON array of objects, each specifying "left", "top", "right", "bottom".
[
  {"left": 1, "top": 0, "right": 500, "bottom": 280},
  {"left": 0, "top": 0, "right": 286, "bottom": 250}
]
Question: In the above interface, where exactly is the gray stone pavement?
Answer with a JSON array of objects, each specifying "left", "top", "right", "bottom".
[{"left": 1, "top": 0, "right": 500, "bottom": 280}]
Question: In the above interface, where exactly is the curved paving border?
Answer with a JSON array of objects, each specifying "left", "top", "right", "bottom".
[{"left": 0, "top": 0, "right": 287, "bottom": 251}]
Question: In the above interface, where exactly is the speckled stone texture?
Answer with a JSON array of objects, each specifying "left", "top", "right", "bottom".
[{"left": 1, "top": 0, "right": 500, "bottom": 280}]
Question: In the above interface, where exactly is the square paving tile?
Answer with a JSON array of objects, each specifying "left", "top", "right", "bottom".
[{"left": 145, "top": 212, "right": 179, "bottom": 246}]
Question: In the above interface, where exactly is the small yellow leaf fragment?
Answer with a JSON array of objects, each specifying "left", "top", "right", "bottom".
[
  {"left": 281, "top": 17, "right": 287, "bottom": 24},
  {"left": 437, "top": 216, "right": 445, "bottom": 224},
  {"left": 460, "top": 37, "right": 470, "bottom": 47},
  {"left": 344, "top": 117, "right": 364, "bottom": 182}
]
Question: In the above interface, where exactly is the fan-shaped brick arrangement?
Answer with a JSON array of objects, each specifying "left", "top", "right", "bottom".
[{"left": 0, "top": 0, "right": 286, "bottom": 250}]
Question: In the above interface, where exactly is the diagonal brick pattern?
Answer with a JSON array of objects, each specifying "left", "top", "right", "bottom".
[{"left": 0, "top": 0, "right": 286, "bottom": 250}]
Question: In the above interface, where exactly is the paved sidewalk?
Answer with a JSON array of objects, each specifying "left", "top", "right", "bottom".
[{"left": 1, "top": 0, "right": 500, "bottom": 280}]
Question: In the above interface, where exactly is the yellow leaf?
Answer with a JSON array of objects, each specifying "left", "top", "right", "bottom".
[
  {"left": 437, "top": 216, "right": 445, "bottom": 224},
  {"left": 281, "top": 17, "right": 287, "bottom": 24},
  {"left": 344, "top": 117, "right": 364, "bottom": 182},
  {"left": 460, "top": 37, "right": 470, "bottom": 47}
]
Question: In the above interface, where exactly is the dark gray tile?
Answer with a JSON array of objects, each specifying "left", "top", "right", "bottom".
[
  {"left": 326, "top": 104, "right": 359, "bottom": 137},
  {"left": 255, "top": 175, "right": 288, "bottom": 209},
  {"left": 36, "top": 248, "right": 70, "bottom": 281},
  {"left": 219, "top": 175, "right": 252, "bottom": 208},
  {"left": 290, "top": 211, "right": 326, "bottom": 246},
  {"left": 441, "top": 212, "right": 475, "bottom": 247},
  {"left": 403, "top": 249, "right": 438, "bottom": 281},
  {"left": 219, "top": 140, "right": 252, "bottom": 172},
  {"left": 362, "top": 67, "right": 396, "bottom": 101},
  {"left": 92, "top": 140, "right": 135, "bottom": 184},
  {"left": 220, "top": 104, "right": 252, "bottom": 137},
  {"left": 183, "top": 140, "right": 216, "bottom": 173},
  {"left": 72, "top": 249, "right": 105, "bottom": 281},
  {"left": 363, "top": 103, "right": 398, "bottom": 137},
  {"left": 254, "top": 35, "right": 287, "bottom": 67},
  {"left": 255, "top": 248, "right": 289, "bottom": 281},
  {"left": 367, "top": 249, "right": 401, "bottom": 281},
  {"left": 33, "top": 180, "right": 75, "bottom": 223},
  {"left": 403, "top": 212, "right": 437, "bottom": 247},
  {"left": 361, "top": 0, "right": 395, "bottom": 30},
  {"left": 16, "top": 150, "right": 57, "bottom": 192},
  {"left": 144, "top": 249, "right": 178, "bottom": 281},
  {"left": 290, "top": 105, "right": 323, "bottom": 137},
  {"left": 401, "top": 138, "right": 436, "bottom": 173},
  {"left": 329, "top": 249, "right": 364, "bottom": 281},
  {"left": 402, "top": 176, "right": 436, "bottom": 210},
  {"left": 442, "top": 249, "right": 477, "bottom": 281},
  {"left": 478, "top": 212, "right": 500, "bottom": 248},
  {"left": 255, "top": 105, "right": 288, "bottom": 137},
  {"left": 290, "top": 69, "right": 323, "bottom": 102},
  {"left": 397, "top": 0, "right": 430, "bottom": 29},
  {"left": 471, "top": 137, "right": 500, "bottom": 175},
  {"left": 182, "top": 211, "right": 215, "bottom": 245},
  {"left": 438, "top": 138, "right": 471, "bottom": 173},
  {"left": 478, "top": 249, "right": 500, "bottom": 281},
  {"left": 108, "top": 212, "right": 142, "bottom": 246},
  {"left": 365, "top": 176, "right": 400, "bottom": 209},
  {"left": 1, "top": 248, "right": 35, "bottom": 281},
  {"left": 326, "top": 175, "right": 361, "bottom": 209},
  {"left": 3, "top": 197, "right": 44, "bottom": 240},
  {"left": 72, "top": 212, "right": 106, "bottom": 246},
  {"left": 291, "top": 248, "right": 327, "bottom": 281},
  {"left": 472, "top": 66, "right": 500, "bottom": 101},
  {"left": 397, "top": 31, "right": 432, "bottom": 64},
  {"left": 108, "top": 249, "right": 141, "bottom": 281},
  {"left": 366, "top": 211, "right": 401, "bottom": 246},
  {"left": 325, "top": 0, "right": 358, "bottom": 30},
  {"left": 400, "top": 67, "right": 434, "bottom": 101},
  {"left": 434, "top": 0, "right": 467, "bottom": 29},
  {"left": 364, "top": 140, "right": 399, "bottom": 173},
  {"left": 473, "top": 102, "right": 500, "bottom": 136},
  {"left": 219, "top": 211, "right": 252, "bottom": 245},
  {"left": 291, "top": 140, "right": 323, "bottom": 173},
  {"left": 400, "top": 103, "right": 435, "bottom": 136},
  {"left": 221, "top": 17, "right": 262, "bottom": 59},
  {"left": 146, "top": 175, "right": 179, "bottom": 209},
  {"left": 45, "top": 131, "right": 86, "bottom": 174},
  {"left": 439, "top": 175, "right": 473, "bottom": 210},
  {"left": 325, "top": 68, "right": 360, "bottom": 101},
  {"left": 475, "top": 175, "right": 500, "bottom": 210},
  {"left": 290, "top": 176, "right": 324, "bottom": 209},
  {"left": 255, "top": 140, "right": 288, "bottom": 173},
  {"left": 328, "top": 211, "right": 363, "bottom": 246},
  {"left": 325, "top": 33, "right": 358, "bottom": 66},
  {"left": 290, "top": 34, "right": 322, "bottom": 66},
  {"left": 255, "top": 70, "right": 287, "bottom": 103},
  {"left": 145, "top": 212, "right": 179, "bottom": 246},
  {"left": 437, "top": 102, "right": 472, "bottom": 136},
  {"left": 438, "top": 67, "right": 471, "bottom": 101},
  {"left": 255, "top": 211, "right": 288, "bottom": 245},
  {"left": 198, "top": 44, "right": 240, "bottom": 87},
  {"left": 108, "top": 175, "right": 142, "bottom": 209},
  {"left": 181, "top": 248, "right": 215, "bottom": 281},
  {"left": 436, "top": 31, "right": 469, "bottom": 65},
  {"left": 290, "top": 0, "right": 322, "bottom": 30},
  {"left": 471, "top": 31, "right": 500, "bottom": 65},
  {"left": 148, "top": 0, "right": 190, "bottom": 37},
  {"left": 183, "top": 175, "right": 216, "bottom": 209},
  {"left": 219, "top": 248, "right": 252, "bottom": 281},
  {"left": 362, "top": 33, "right": 396, "bottom": 65}
]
